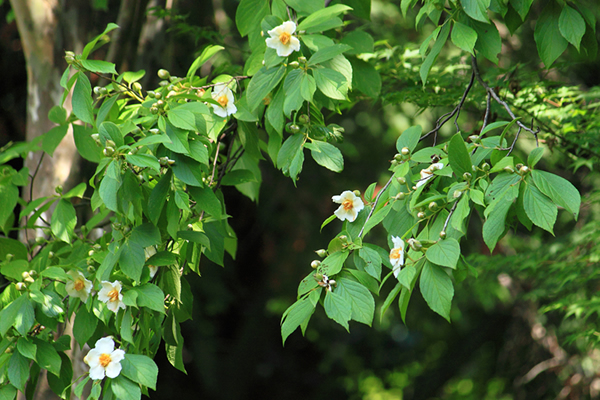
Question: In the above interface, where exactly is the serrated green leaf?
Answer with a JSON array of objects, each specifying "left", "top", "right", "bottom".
[
  {"left": 324, "top": 289, "right": 351, "bottom": 330},
  {"left": 451, "top": 21, "right": 477, "bottom": 54},
  {"left": 534, "top": 1, "right": 568, "bottom": 67},
  {"left": 247, "top": 65, "right": 286, "bottom": 111},
  {"left": 420, "top": 22, "right": 450, "bottom": 85},
  {"left": 281, "top": 294, "right": 318, "bottom": 345},
  {"left": 523, "top": 184, "right": 557, "bottom": 234},
  {"left": 121, "top": 354, "right": 159, "bottom": 390},
  {"left": 320, "top": 251, "right": 349, "bottom": 276},
  {"left": 305, "top": 141, "right": 344, "bottom": 172},
  {"left": 559, "top": 5, "right": 586, "bottom": 51},
  {"left": 297, "top": 4, "right": 352, "bottom": 31},
  {"left": 337, "top": 278, "right": 375, "bottom": 326},
  {"left": 419, "top": 261, "right": 453, "bottom": 321},
  {"left": 461, "top": 0, "right": 490, "bottom": 22},
  {"left": 111, "top": 375, "right": 141, "bottom": 400},
  {"left": 425, "top": 238, "right": 460, "bottom": 269},
  {"left": 531, "top": 170, "right": 580, "bottom": 219},
  {"left": 448, "top": 133, "right": 472, "bottom": 177},
  {"left": 187, "top": 45, "right": 225, "bottom": 79},
  {"left": 72, "top": 72, "right": 94, "bottom": 125}
]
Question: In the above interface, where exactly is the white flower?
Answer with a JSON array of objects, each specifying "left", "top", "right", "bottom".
[
  {"left": 65, "top": 270, "right": 93, "bottom": 302},
  {"left": 332, "top": 190, "right": 364, "bottom": 222},
  {"left": 265, "top": 21, "right": 301, "bottom": 57},
  {"left": 83, "top": 337, "right": 125, "bottom": 380},
  {"left": 210, "top": 83, "right": 237, "bottom": 118},
  {"left": 389, "top": 236, "right": 405, "bottom": 278},
  {"left": 98, "top": 281, "right": 126, "bottom": 314},
  {"left": 416, "top": 162, "right": 444, "bottom": 188},
  {"left": 144, "top": 247, "right": 159, "bottom": 278}
]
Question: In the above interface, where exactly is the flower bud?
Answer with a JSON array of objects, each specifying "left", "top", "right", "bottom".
[
  {"left": 93, "top": 244, "right": 102, "bottom": 251},
  {"left": 157, "top": 69, "right": 171, "bottom": 80},
  {"left": 463, "top": 172, "right": 472, "bottom": 181},
  {"left": 15, "top": 282, "right": 26, "bottom": 291},
  {"left": 395, "top": 192, "right": 406, "bottom": 200},
  {"left": 147, "top": 90, "right": 156, "bottom": 98},
  {"left": 55, "top": 185, "right": 63, "bottom": 195},
  {"left": 35, "top": 237, "right": 45, "bottom": 245},
  {"left": 289, "top": 61, "right": 300, "bottom": 69},
  {"left": 298, "top": 56, "right": 307, "bottom": 64},
  {"left": 417, "top": 211, "right": 426, "bottom": 219},
  {"left": 149, "top": 128, "right": 160, "bottom": 135},
  {"left": 482, "top": 162, "right": 490, "bottom": 172},
  {"left": 105, "top": 139, "right": 116, "bottom": 148},
  {"left": 88, "top": 250, "right": 95, "bottom": 257},
  {"left": 93, "top": 86, "right": 102, "bottom": 95},
  {"left": 338, "top": 235, "right": 348, "bottom": 243},
  {"left": 520, "top": 165, "right": 530, "bottom": 174},
  {"left": 87, "top": 265, "right": 96, "bottom": 273},
  {"left": 150, "top": 106, "right": 159, "bottom": 115},
  {"left": 353, "top": 190, "right": 361, "bottom": 197},
  {"left": 132, "top": 82, "right": 142, "bottom": 92},
  {"left": 515, "top": 163, "right": 523, "bottom": 171},
  {"left": 28, "top": 270, "right": 37, "bottom": 278},
  {"left": 396, "top": 176, "right": 406, "bottom": 185},
  {"left": 5, "top": 253, "right": 13, "bottom": 262},
  {"left": 503, "top": 166, "right": 515, "bottom": 174},
  {"left": 428, "top": 201, "right": 438, "bottom": 211},
  {"left": 159, "top": 157, "right": 169, "bottom": 166},
  {"left": 48, "top": 251, "right": 54, "bottom": 259},
  {"left": 408, "top": 238, "right": 422, "bottom": 251},
  {"left": 439, "top": 230, "right": 446, "bottom": 239},
  {"left": 401, "top": 147, "right": 410, "bottom": 156},
  {"left": 156, "top": 100, "right": 165, "bottom": 108},
  {"left": 453, "top": 190, "right": 462, "bottom": 199},
  {"left": 315, "top": 249, "right": 328, "bottom": 258},
  {"left": 314, "top": 273, "right": 323, "bottom": 281},
  {"left": 289, "top": 124, "right": 301, "bottom": 134},
  {"left": 298, "top": 114, "right": 309, "bottom": 125},
  {"left": 311, "top": 260, "right": 321, "bottom": 269},
  {"left": 154, "top": 92, "right": 162, "bottom": 100},
  {"left": 468, "top": 135, "right": 480, "bottom": 143},
  {"left": 103, "top": 147, "right": 115, "bottom": 157},
  {"left": 169, "top": 76, "right": 178, "bottom": 82},
  {"left": 394, "top": 153, "right": 403, "bottom": 161},
  {"left": 91, "top": 133, "right": 101, "bottom": 145}
]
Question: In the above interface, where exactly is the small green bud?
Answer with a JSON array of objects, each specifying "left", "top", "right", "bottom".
[
  {"left": 353, "top": 190, "right": 361, "bottom": 197},
  {"left": 482, "top": 162, "right": 490, "bottom": 172},
  {"left": 515, "top": 163, "right": 523, "bottom": 171},
  {"left": 503, "top": 166, "right": 515, "bottom": 174},
  {"left": 137, "top": 174, "right": 144, "bottom": 183},
  {"left": 289, "top": 124, "right": 301, "bottom": 134},
  {"left": 463, "top": 172, "right": 472, "bottom": 181},
  {"left": 311, "top": 260, "right": 321, "bottom": 269},
  {"left": 149, "top": 128, "right": 160, "bottom": 135},
  {"left": 28, "top": 270, "right": 37, "bottom": 278},
  {"left": 5, "top": 346, "right": 14, "bottom": 354},
  {"left": 93, "top": 86, "right": 102, "bottom": 95},
  {"left": 298, "top": 56, "right": 307, "bottom": 64},
  {"left": 103, "top": 147, "right": 115, "bottom": 157},
  {"left": 396, "top": 176, "right": 406, "bottom": 185},
  {"left": 159, "top": 157, "right": 169, "bottom": 166},
  {"left": 391, "top": 159, "right": 399, "bottom": 166},
  {"left": 5, "top": 254, "right": 13, "bottom": 262},
  {"left": 35, "top": 237, "right": 45, "bottom": 245},
  {"left": 408, "top": 238, "right": 422, "bottom": 251},
  {"left": 154, "top": 92, "right": 162, "bottom": 99},
  {"left": 87, "top": 265, "right": 96, "bottom": 273},
  {"left": 91, "top": 133, "right": 101, "bottom": 144},
  {"left": 169, "top": 76, "right": 179, "bottom": 82},
  {"left": 395, "top": 192, "right": 406, "bottom": 200},
  {"left": 298, "top": 114, "right": 310, "bottom": 125},
  {"left": 288, "top": 61, "right": 300, "bottom": 69},
  {"left": 157, "top": 69, "right": 171, "bottom": 80},
  {"left": 132, "top": 82, "right": 142, "bottom": 92},
  {"left": 48, "top": 251, "right": 54, "bottom": 259},
  {"left": 401, "top": 147, "right": 410, "bottom": 156},
  {"left": 156, "top": 100, "right": 165, "bottom": 108},
  {"left": 468, "top": 135, "right": 480, "bottom": 143},
  {"left": 453, "top": 190, "right": 462, "bottom": 199},
  {"left": 55, "top": 185, "right": 63, "bottom": 195},
  {"left": 338, "top": 235, "right": 348, "bottom": 243},
  {"left": 314, "top": 273, "right": 324, "bottom": 281},
  {"left": 150, "top": 106, "right": 159, "bottom": 115},
  {"left": 93, "top": 244, "right": 102, "bottom": 251},
  {"left": 315, "top": 249, "right": 328, "bottom": 258},
  {"left": 64, "top": 51, "right": 75, "bottom": 59},
  {"left": 520, "top": 165, "right": 530, "bottom": 174},
  {"left": 159, "top": 80, "right": 169, "bottom": 87},
  {"left": 15, "top": 282, "right": 26, "bottom": 292},
  {"left": 105, "top": 139, "right": 116, "bottom": 148},
  {"left": 394, "top": 153, "right": 403, "bottom": 161},
  {"left": 417, "top": 211, "right": 426, "bottom": 219},
  {"left": 439, "top": 230, "right": 446, "bottom": 239},
  {"left": 88, "top": 250, "right": 95, "bottom": 257},
  {"left": 147, "top": 90, "right": 156, "bottom": 98},
  {"left": 167, "top": 159, "right": 175, "bottom": 166},
  {"left": 428, "top": 201, "right": 438, "bottom": 211}
]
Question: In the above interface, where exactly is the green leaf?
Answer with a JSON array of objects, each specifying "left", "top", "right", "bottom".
[
  {"left": 130, "top": 223, "right": 161, "bottom": 248},
  {"left": 350, "top": 58, "right": 381, "bottom": 98},
  {"left": 131, "top": 283, "right": 165, "bottom": 313},
  {"left": 532, "top": 170, "right": 580, "bottom": 219},
  {"left": 396, "top": 125, "right": 422, "bottom": 153},
  {"left": 220, "top": 169, "right": 257, "bottom": 186},
  {"left": 72, "top": 72, "right": 94, "bottom": 125},
  {"left": 359, "top": 246, "right": 382, "bottom": 280},
  {"left": 523, "top": 184, "right": 557, "bottom": 234},
  {"left": 81, "top": 22, "right": 119, "bottom": 59},
  {"left": 0, "top": 294, "right": 35, "bottom": 336},
  {"left": 313, "top": 67, "right": 348, "bottom": 100},
  {"left": 0, "top": 385, "right": 17, "bottom": 400},
  {"left": 73, "top": 305, "right": 98, "bottom": 348},
  {"left": 147, "top": 170, "right": 171, "bottom": 225},
  {"left": 8, "top": 351, "right": 29, "bottom": 392},
  {"left": 126, "top": 154, "right": 161, "bottom": 174},
  {"left": 420, "top": 22, "right": 450, "bottom": 85},
  {"left": 320, "top": 251, "right": 349, "bottom": 276},
  {"left": 305, "top": 141, "right": 344, "bottom": 172},
  {"left": 283, "top": 69, "right": 305, "bottom": 116},
  {"left": 120, "top": 240, "right": 146, "bottom": 282},
  {"left": 300, "top": 73, "right": 317, "bottom": 102},
  {"left": 380, "top": 283, "right": 402, "bottom": 319},
  {"left": 0, "top": 181, "right": 18, "bottom": 230},
  {"left": 98, "top": 175, "right": 121, "bottom": 212},
  {"left": 470, "top": 19, "right": 502, "bottom": 64},
  {"left": 187, "top": 45, "right": 225, "bottom": 79},
  {"left": 246, "top": 65, "right": 286, "bottom": 111},
  {"left": 34, "top": 339, "right": 62, "bottom": 376},
  {"left": 419, "top": 261, "right": 453, "bottom": 321},
  {"left": 188, "top": 186, "right": 222, "bottom": 219},
  {"left": 534, "top": 1, "right": 568, "bottom": 68},
  {"left": 425, "top": 238, "right": 460, "bottom": 269},
  {"left": 73, "top": 125, "right": 102, "bottom": 162},
  {"left": 122, "top": 70, "right": 145, "bottom": 84},
  {"left": 324, "top": 289, "right": 351, "bottom": 330},
  {"left": 16, "top": 337, "right": 36, "bottom": 360},
  {"left": 451, "top": 21, "right": 477, "bottom": 54},
  {"left": 121, "top": 354, "right": 158, "bottom": 390},
  {"left": 511, "top": 0, "right": 534, "bottom": 20},
  {"left": 527, "top": 147, "right": 544, "bottom": 168},
  {"left": 110, "top": 375, "right": 141, "bottom": 400},
  {"left": 337, "top": 278, "right": 375, "bottom": 326},
  {"left": 80, "top": 59, "right": 117, "bottom": 74},
  {"left": 461, "top": 0, "right": 490, "bottom": 22},
  {"left": 50, "top": 199, "right": 77, "bottom": 242},
  {"left": 482, "top": 192, "right": 513, "bottom": 252},
  {"left": 42, "top": 125, "right": 69, "bottom": 156},
  {"left": 342, "top": 30, "right": 374, "bottom": 54},
  {"left": 559, "top": 5, "right": 586, "bottom": 51},
  {"left": 281, "top": 294, "right": 318, "bottom": 345},
  {"left": 448, "top": 133, "right": 472, "bottom": 177},
  {"left": 297, "top": 4, "right": 352, "bottom": 31},
  {"left": 0, "top": 237, "right": 27, "bottom": 261},
  {"left": 308, "top": 44, "right": 352, "bottom": 66},
  {"left": 277, "top": 134, "right": 305, "bottom": 178},
  {"left": 168, "top": 108, "right": 197, "bottom": 131}
]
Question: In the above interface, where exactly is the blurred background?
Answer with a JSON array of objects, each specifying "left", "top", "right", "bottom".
[{"left": 2, "top": 0, "right": 600, "bottom": 399}]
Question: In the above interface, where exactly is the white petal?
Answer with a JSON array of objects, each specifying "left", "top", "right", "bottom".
[
  {"left": 334, "top": 207, "right": 349, "bottom": 221},
  {"left": 89, "top": 365, "right": 106, "bottom": 380},
  {"left": 84, "top": 350, "right": 100, "bottom": 368},
  {"left": 111, "top": 349, "right": 125, "bottom": 363},
  {"left": 281, "top": 21, "right": 297, "bottom": 35},
  {"left": 94, "top": 337, "right": 115, "bottom": 353},
  {"left": 105, "top": 362, "right": 122, "bottom": 378}
]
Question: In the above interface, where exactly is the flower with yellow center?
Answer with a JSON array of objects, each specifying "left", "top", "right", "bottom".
[
  {"left": 416, "top": 162, "right": 444, "bottom": 188},
  {"left": 83, "top": 337, "right": 125, "bottom": 380},
  {"left": 389, "top": 236, "right": 405, "bottom": 278},
  {"left": 65, "top": 270, "right": 93, "bottom": 302},
  {"left": 265, "top": 21, "right": 301, "bottom": 57},
  {"left": 210, "top": 82, "right": 237, "bottom": 118},
  {"left": 332, "top": 190, "right": 364, "bottom": 222},
  {"left": 98, "top": 280, "right": 126, "bottom": 314}
]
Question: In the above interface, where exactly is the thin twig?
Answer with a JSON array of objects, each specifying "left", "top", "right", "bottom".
[
  {"left": 471, "top": 56, "right": 540, "bottom": 146},
  {"left": 442, "top": 199, "right": 459, "bottom": 234},
  {"left": 358, "top": 175, "right": 395, "bottom": 239}
]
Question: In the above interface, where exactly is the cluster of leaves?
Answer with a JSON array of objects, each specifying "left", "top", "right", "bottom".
[{"left": 0, "top": 1, "right": 385, "bottom": 398}]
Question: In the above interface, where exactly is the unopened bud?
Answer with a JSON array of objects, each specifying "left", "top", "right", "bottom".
[
  {"left": 154, "top": 92, "right": 162, "bottom": 99},
  {"left": 298, "top": 56, "right": 307, "bottom": 64},
  {"left": 298, "top": 114, "right": 309, "bottom": 125},
  {"left": 468, "top": 135, "right": 480, "bottom": 143},
  {"left": 338, "top": 235, "right": 348, "bottom": 243},
  {"left": 48, "top": 251, "right": 54, "bottom": 259},
  {"left": 503, "top": 166, "right": 515, "bottom": 174},
  {"left": 289, "top": 61, "right": 300, "bottom": 69},
  {"left": 55, "top": 185, "right": 63, "bottom": 195},
  {"left": 169, "top": 76, "right": 178, "bottom": 82},
  {"left": 35, "top": 237, "right": 45, "bottom": 245},
  {"left": 88, "top": 250, "right": 95, "bottom": 257},
  {"left": 147, "top": 91, "right": 156, "bottom": 98},
  {"left": 87, "top": 265, "right": 96, "bottom": 273},
  {"left": 91, "top": 133, "right": 101, "bottom": 145},
  {"left": 315, "top": 249, "right": 328, "bottom": 258},
  {"left": 159, "top": 157, "right": 169, "bottom": 166},
  {"left": 353, "top": 190, "right": 361, "bottom": 197},
  {"left": 167, "top": 159, "right": 175, "bottom": 165},
  {"left": 520, "top": 165, "right": 530, "bottom": 174},
  {"left": 482, "top": 162, "right": 490, "bottom": 172},
  {"left": 15, "top": 282, "right": 26, "bottom": 291},
  {"left": 394, "top": 153, "right": 403, "bottom": 161},
  {"left": 453, "top": 190, "right": 462, "bottom": 199},
  {"left": 289, "top": 124, "right": 301, "bottom": 134},
  {"left": 401, "top": 147, "right": 410, "bottom": 156},
  {"left": 103, "top": 147, "right": 115, "bottom": 157},
  {"left": 463, "top": 172, "right": 472, "bottom": 181},
  {"left": 311, "top": 260, "right": 321, "bottom": 269},
  {"left": 515, "top": 163, "right": 523, "bottom": 171},
  {"left": 417, "top": 211, "right": 426, "bottom": 219},
  {"left": 149, "top": 128, "right": 160, "bottom": 135},
  {"left": 428, "top": 201, "right": 438, "bottom": 211},
  {"left": 396, "top": 176, "right": 406, "bottom": 185},
  {"left": 408, "top": 238, "right": 422, "bottom": 251},
  {"left": 314, "top": 273, "right": 323, "bottom": 281},
  {"left": 132, "top": 82, "right": 142, "bottom": 92},
  {"left": 150, "top": 106, "right": 159, "bottom": 115},
  {"left": 5, "top": 254, "right": 13, "bottom": 261},
  {"left": 439, "top": 230, "right": 446, "bottom": 239},
  {"left": 157, "top": 69, "right": 171, "bottom": 80},
  {"left": 28, "top": 270, "right": 37, "bottom": 278},
  {"left": 395, "top": 192, "right": 406, "bottom": 200}
]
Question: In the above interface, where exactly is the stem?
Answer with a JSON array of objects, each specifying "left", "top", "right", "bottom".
[{"left": 358, "top": 175, "right": 395, "bottom": 239}]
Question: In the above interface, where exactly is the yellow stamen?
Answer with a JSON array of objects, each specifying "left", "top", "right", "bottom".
[
  {"left": 342, "top": 199, "right": 353, "bottom": 211},
  {"left": 390, "top": 248, "right": 402, "bottom": 260},
  {"left": 217, "top": 94, "right": 228, "bottom": 107},
  {"left": 99, "top": 353, "right": 111, "bottom": 367},
  {"left": 279, "top": 32, "right": 291, "bottom": 45},
  {"left": 108, "top": 289, "right": 119, "bottom": 302},
  {"left": 74, "top": 279, "right": 85, "bottom": 291}
]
